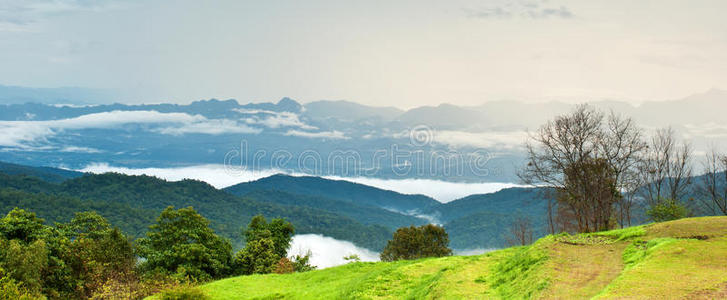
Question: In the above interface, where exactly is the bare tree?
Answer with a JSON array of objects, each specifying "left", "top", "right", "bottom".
[
  {"left": 639, "top": 127, "right": 693, "bottom": 206},
  {"left": 506, "top": 215, "right": 534, "bottom": 246},
  {"left": 520, "top": 105, "right": 645, "bottom": 233},
  {"left": 699, "top": 148, "right": 727, "bottom": 215},
  {"left": 618, "top": 170, "right": 644, "bottom": 227}
]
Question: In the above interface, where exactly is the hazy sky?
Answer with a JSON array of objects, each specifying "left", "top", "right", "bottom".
[{"left": 1, "top": 0, "right": 725, "bottom": 108}]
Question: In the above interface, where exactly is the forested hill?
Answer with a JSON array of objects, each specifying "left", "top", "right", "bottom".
[
  {"left": 224, "top": 174, "right": 440, "bottom": 212},
  {"left": 0, "top": 161, "right": 566, "bottom": 250},
  {"left": 0, "top": 171, "right": 393, "bottom": 250},
  {"left": 0, "top": 161, "right": 83, "bottom": 183}
]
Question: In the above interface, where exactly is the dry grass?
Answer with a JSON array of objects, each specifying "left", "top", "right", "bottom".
[
  {"left": 540, "top": 241, "right": 628, "bottom": 299},
  {"left": 595, "top": 237, "right": 727, "bottom": 299},
  {"left": 644, "top": 216, "right": 727, "bottom": 239}
]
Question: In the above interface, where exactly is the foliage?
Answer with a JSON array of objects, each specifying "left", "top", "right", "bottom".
[
  {"left": 647, "top": 198, "right": 689, "bottom": 222},
  {"left": 292, "top": 251, "right": 316, "bottom": 272},
  {"left": 380, "top": 224, "right": 453, "bottom": 262},
  {"left": 343, "top": 254, "right": 361, "bottom": 263},
  {"left": 0, "top": 267, "right": 42, "bottom": 300},
  {"left": 273, "top": 257, "right": 295, "bottom": 274},
  {"left": 136, "top": 206, "right": 232, "bottom": 281},
  {"left": 243, "top": 215, "right": 294, "bottom": 260},
  {"left": 0, "top": 208, "right": 75, "bottom": 299},
  {"left": 90, "top": 271, "right": 180, "bottom": 300},
  {"left": 0, "top": 239, "right": 48, "bottom": 294},
  {"left": 61, "top": 212, "right": 136, "bottom": 298},
  {"left": 232, "top": 238, "right": 277, "bottom": 275},
  {"left": 158, "top": 285, "right": 209, "bottom": 300}
]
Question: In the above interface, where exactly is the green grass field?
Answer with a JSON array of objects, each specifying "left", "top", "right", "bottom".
[{"left": 177, "top": 216, "right": 727, "bottom": 299}]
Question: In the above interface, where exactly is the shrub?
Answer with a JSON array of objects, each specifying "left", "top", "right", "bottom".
[
  {"left": 380, "top": 224, "right": 453, "bottom": 261},
  {"left": 159, "top": 285, "right": 208, "bottom": 300},
  {"left": 647, "top": 198, "right": 688, "bottom": 222},
  {"left": 273, "top": 257, "right": 295, "bottom": 274},
  {"left": 292, "top": 251, "right": 316, "bottom": 272}
]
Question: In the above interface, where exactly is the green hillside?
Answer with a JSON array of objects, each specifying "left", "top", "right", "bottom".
[
  {"left": 0, "top": 172, "right": 392, "bottom": 250},
  {"left": 194, "top": 216, "right": 727, "bottom": 299},
  {"left": 224, "top": 174, "right": 441, "bottom": 212}
]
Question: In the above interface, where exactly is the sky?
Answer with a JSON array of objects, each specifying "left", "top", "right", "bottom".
[{"left": 1, "top": 0, "right": 726, "bottom": 108}]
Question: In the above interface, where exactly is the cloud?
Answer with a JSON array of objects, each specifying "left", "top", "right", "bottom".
[
  {"left": 154, "top": 119, "right": 261, "bottom": 135},
  {"left": 78, "top": 163, "right": 283, "bottom": 189},
  {"left": 287, "top": 234, "right": 379, "bottom": 269},
  {"left": 285, "top": 130, "right": 349, "bottom": 140},
  {"left": 60, "top": 146, "right": 102, "bottom": 153},
  {"left": 73, "top": 164, "right": 523, "bottom": 202},
  {"left": 466, "top": 2, "right": 574, "bottom": 19},
  {"left": 323, "top": 175, "right": 525, "bottom": 203},
  {"left": 0, "top": 110, "right": 261, "bottom": 148},
  {"left": 244, "top": 111, "right": 317, "bottom": 130},
  {"left": 433, "top": 130, "right": 527, "bottom": 149}
]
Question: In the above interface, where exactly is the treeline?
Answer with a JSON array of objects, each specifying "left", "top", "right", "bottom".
[
  {"left": 0, "top": 206, "right": 315, "bottom": 299},
  {"left": 519, "top": 104, "right": 727, "bottom": 239},
  {"left": 0, "top": 172, "right": 392, "bottom": 250}
]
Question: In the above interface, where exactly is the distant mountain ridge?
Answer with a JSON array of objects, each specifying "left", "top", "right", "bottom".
[
  {"left": 224, "top": 174, "right": 441, "bottom": 212},
  {"left": 2, "top": 88, "right": 726, "bottom": 182}
]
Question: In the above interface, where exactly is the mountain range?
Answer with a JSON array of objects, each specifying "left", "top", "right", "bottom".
[
  {"left": 0, "top": 160, "right": 550, "bottom": 251},
  {"left": 1, "top": 87, "right": 726, "bottom": 182}
]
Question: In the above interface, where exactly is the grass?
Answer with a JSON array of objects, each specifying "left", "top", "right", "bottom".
[{"left": 178, "top": 216, "right": 727, "bottom": 300}]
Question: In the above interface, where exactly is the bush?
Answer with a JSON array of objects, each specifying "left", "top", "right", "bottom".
[
  {"left": 292, "top": 251, "right": 316, "bottom": 272},
  {"left": 159, "top": 285, "right": 208, "bottom": 300},
  {"left": 647, "top": 198, "right": 688, "bottom": 222},
  {"left": 273, "top": 257, "right": 295, "bottom": 274},
  {"left": 0, "top": 268, "right": 43, "bottom": 300},
  {"left": 380, "top": 224, "right": 453, "bottom": 261}
]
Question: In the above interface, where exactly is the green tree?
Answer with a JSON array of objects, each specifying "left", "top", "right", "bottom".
[
  {"left": 380, "top": 224, "right": 453, "bottom": 262},
  {"left": 0, "top": 208, "right": 75, "bottom": 299},
  {"left": 647, "top": 198, "right": 689, "bottom": 222},
  {"left": 136, "top": 206, "right": 232, "bottom": 281},
  {"left": 0, "top": 239, "right": 48, "bottom": 294},
  {"left": 244, "top": 215, "right": 294, "bottom": 259},
  {"left": 233, "top": 215, "right": 295, "bottom": 275},
  {"left": 233, "top": 238, "right": 278, "bottom": 275},
  {"left": 59, "top": 212, "right": 135, "bottom": 298}
]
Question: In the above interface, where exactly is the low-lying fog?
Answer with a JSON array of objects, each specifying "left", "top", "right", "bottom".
[
  {"left": 289, "top": 234, "right": 495, "bottom": 269},
  {"left": 77, "top": 163, "right": 522, "bottom": 202}
]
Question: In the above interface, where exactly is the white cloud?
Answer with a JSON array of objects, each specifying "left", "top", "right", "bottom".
[
  {"left": 154, "top": 119, "right": 261, "bottom": 135},
  {"left": 78, "top": 163, "right": 283, "bottom": 189},
  {"left": 285, "top": 130, "right": 349, "bottom": 140},
  {"left": 287, "top": 234, "right": 379, "bottom": 269},
  {"left": 0, "top": 110, "right": 264, "bottom": 148},
  {"left": 433, "top": 130, "right": 527, "bottom": 149},
  {"left": 235, "top": 109, "right": 317, "bottom": 130},
  {"left": 323, "top": 175, "right": 525, "bottom": 203},
  {"left": 60, "top": 146, "right": 102, "bottom": 153},
  {"left": 0, "top": 110, "right": 202, "bottom": 148}
]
